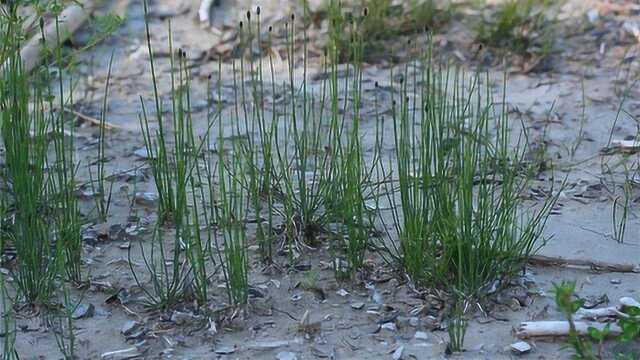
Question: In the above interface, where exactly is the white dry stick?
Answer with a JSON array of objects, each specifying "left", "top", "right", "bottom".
[
  {"left": 2, "top": 1, "right": 95, "bottom": 74},
  {"left": 518, "top": 297, "right": 640, "bottom": 338},
  {"left": 575, "top": 306, "right": 624, "bottom": 321},
  {"left": 517, "top": 321, "right": 622, "bottom": 339},
  {"left": 199, "top": 0, "right": 215, "bottom": 23},
  {"left": 620, "top": 297, "right": 640, "bottom": 309},
  {"left": 575, "top": 297, "right": 640, "bottom": 320}
]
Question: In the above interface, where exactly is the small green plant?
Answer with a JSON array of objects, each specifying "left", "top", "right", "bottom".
[
  {"left": 554, "top": 281, "right": 599, "bottom": 359},
  {"left": 554, "top": 281, "right": 640, "bottom": 359},
  {"left": 51, "top": 286, "right": 78, "bottom": 360},
  {"left": 570, "top": 77, "right": 587, "bottom": 160},
  {"left": 129, "top": 225, "right": 192, "bottom": 310},
  {"left": 612, "top": 177, "right": 631, "bottom": 244}
]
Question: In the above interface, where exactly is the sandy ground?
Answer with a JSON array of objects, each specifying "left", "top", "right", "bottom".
[{"left": 8, "top": 0, "right": 640, "bottom": 359}]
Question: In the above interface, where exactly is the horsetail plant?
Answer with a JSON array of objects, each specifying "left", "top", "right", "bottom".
[
  {"left": 139, "top": 2, "right": 194, "bottom": 225},
  {"left": 133, "top": 3, "right": 195, "bottom": 309},
  {"left": 217, "top": 109, "right": 248, "bottom": 306},
  {"left": 49, "top": 15, "right": 83, "bottom": 283},
  {"left": 89, "top": 52, "right": 115, "bottom": 222},
  {"left": 612, "top": 173, "right": 632, "bottom": 244},
  {"left": 233, "top": 8, "right": 279, "bottom": 262}
]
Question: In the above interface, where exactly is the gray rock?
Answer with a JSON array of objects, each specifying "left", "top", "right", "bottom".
[
  {"left": 409, "top": 317, "right": 420, "bottom": 327},
  {"left": 214, "top": 346, "right": 235, "bottom": 355},
  {"left": 121, "top": 320, "right": 141, "bottom": 336},
  {"left": 248, "top": 340, "right": 294, "bottom": 351},
  {"left": 351, "top": 302, "right": 365, "bottom": 310},
  {"left": 414, "top": 331, "right": 428, "bottom": 341},
  {"left": 381, "top": 322, "right": 397, "bottom": 332},
  {"left": 72, "top": 303, "right": 95, "bottom": 319},
  {"left": 170, "top": 311, "right": 203, "bottom": 325},
  {"left": 276, "top": 351, "right": 298, "bottom": 360},
  {"left": 134, "top": 192, "right": 159, "bottom": 206},
  {"left": 133, "top": 147, "right": 153, "bottom": 159},
  {"left": 392, "top": 345, "right": 404, "bottom": 360}
]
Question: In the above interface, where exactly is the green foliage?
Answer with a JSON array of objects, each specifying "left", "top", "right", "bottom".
[
  {"left": 325, "top": 0, "right": 450, "bottom": 62},
  {"left": 476, "top": 0, "right": 558, "bottom": 56}
]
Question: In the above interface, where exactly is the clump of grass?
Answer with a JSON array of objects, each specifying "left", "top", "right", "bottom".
[
  {"left": 138, "top": 0, "right": 199, "bottom": 225},
  {"left": 132, "top": 0, "right": 213, "bottom": 310},
  {"left": 216, "top": 111, "right": 248, "bottom": 306},
  {"left": 269, "top": 14, "right": 334, "bottom": 250},
  {"left": 327, "top": 25, "right": 381, "bottom": 279},
  {"left": 385, "top": 50, "right": 559, "bottom": 300},
  {"left": 129, "top": 225, "right": 193, "bottom": 310},
  {"left": 1, "top": 38, "right": 57, "bottom": 303},
  {"left": 231, "top": 9, "right": 277, "bottom": 262},
  {"left": 49, "top": 15, "right": 83, "bottom": 283},
  {"left": 476, "top": 0, "right": 557, "bottom": 56}
]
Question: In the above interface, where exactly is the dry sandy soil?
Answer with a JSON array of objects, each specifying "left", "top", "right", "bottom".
[{"left": 9, "top": 0, "right": 640, "bottom": 359}]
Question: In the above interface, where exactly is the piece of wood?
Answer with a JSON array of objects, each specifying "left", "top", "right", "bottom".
[
  {"left": 575, "top": 297, "right": 640, "bottom": 320},
  {"left": 64, "top": 108, "right": 122, "bottom": 130},
  {"left": 575, "top": 306, "right": 624, "bottom": 321},
  {"left": 2, "top": 1, "right": 95, "bottom": 74},
  {"left": 199, "top": 0, "right": 215, "bottom": 23},
  {"left": 516, "top": 321, "right": 622, "bottom": 339},
  {"left": 528, "top": 255, "right": 640, "bottom": 273}
]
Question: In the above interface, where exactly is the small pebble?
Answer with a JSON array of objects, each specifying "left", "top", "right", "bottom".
[
  {"left": 214, "top": 346, "right": 235, "bottom": 355},
  {"left": 72, "top": 303, "right": 95, "bottom": 319},
  {"left": 510, "top": 341, "right": 532, "bottom": 354},
  {"left": 381, "top": 322, "right": 397, "bottom": 332},
  {"left": 392, "top": 345, "right": 404, "bottom": 360},
  {"left": 121, "top": 321, "right": 141, "bottom": 336},
  {"left": 276, "top": 351, "right": 298, "bottom": 360},
  {"left": 414, "top": 331, "right": 428, "bottom": 341},
  {"left": 351, "top": 302, "right": 365, "bottom": 310}
]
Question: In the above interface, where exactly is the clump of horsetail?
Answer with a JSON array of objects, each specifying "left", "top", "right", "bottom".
[
  {"left": 217, "top": 105, "right": 248, "bottom": 306},
  {"left": 385, "top": 43, "right": 559, "bottom": 300},
  {"left": 1, "top": 37, "right": 57, "bottom": 303}
]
